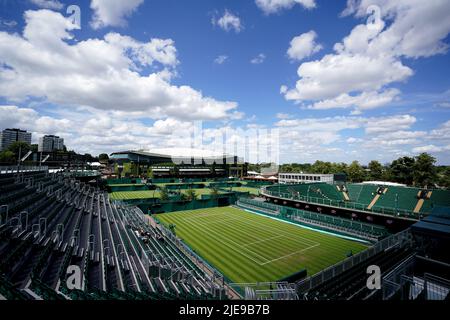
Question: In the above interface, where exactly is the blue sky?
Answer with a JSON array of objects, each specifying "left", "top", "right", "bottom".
[{"left": 0, "top": 0, "right": 450, "bottom": 164}]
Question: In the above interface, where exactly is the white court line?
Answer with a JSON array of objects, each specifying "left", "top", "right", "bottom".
[
  {"left": 176, "top": 208, "right": 321, "bottom": 265},
  {"left": 181, "top": 212, "right": 230, "bottom": 221},
  {"left": 260, "top": 243, "right": 321, "bottom": 265},
  {"left": 193, "top": 217, "right": 241, "bottom": 226},
  {"left": 174, "top": 213, "right": 271, "bottom": 265},
  {"left": 192, "top": 214, "right": 279, "bottom": 244},
  {"left": 242, "top": 235, "right": 285, "bottom": 247},
  {"left": 227, "top": 208, "right": 320, "bottom": 247}
]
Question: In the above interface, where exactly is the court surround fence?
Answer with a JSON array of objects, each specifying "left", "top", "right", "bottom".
[
  {"left": 236, "top": 198, "right": 388, "bottom": 241},
  {"left": 295, "top": 228, "right": 414, "bottom": 294}
]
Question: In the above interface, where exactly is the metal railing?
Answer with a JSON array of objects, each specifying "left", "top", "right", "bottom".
[
  {"left": 0, "top": 165, "right": 49, "bottom": 174},
  {"left": 296, "top": 228, "right": 414, "bottom": 294}
]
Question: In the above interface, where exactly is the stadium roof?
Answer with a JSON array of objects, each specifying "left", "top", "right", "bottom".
[
  {"left": 146, "top": 147, "right": 231, "bottom": 158},
  {"left": 411, "top": 206, "right": 450, "bottom": 238},
  {"left": 110, "top": 148, "right": 244, "bottom": 163}
]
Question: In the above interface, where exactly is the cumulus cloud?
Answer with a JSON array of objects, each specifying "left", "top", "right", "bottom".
[
  {"left": 30, "top": 0, "right": 64, "bottom": 10},
  {"left": 214, "top": 55, "right": 228, "bottom": 64},
  {"left": 90, "top": 0, "right": 144, "bottom": 29},
  {"left": 251, "top": 53, "right": 266, "bottom": 64},
  {"left": 255, "top": 0, "right": 316, "bottom": 14},
  {"left": 0, "top": 9, "right": 240, "bottom": 121},
  {"left": 282, "top": 0, "right": 450, "bottom": 113},
  {"left": 287, "top": 30, "right": 322, "bottom": 61},
  {"left": 212, "top": 10, "right": 242, "bottom": 33},
  {"left": 2, "top": 104, "right": 449, "bottom": 163}
]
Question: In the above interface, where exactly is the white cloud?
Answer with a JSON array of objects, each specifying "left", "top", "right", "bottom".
[
  {"left": 255, "top": 0, "right": 316, "bottom": 14},
  {"left": 436, "top": 101, "right": 450, "bottom": 108},
  {"left": 214, "top": 55, "right": 228, "bottom": 64},
  {"left": 309, "top": 89, "right": 400, "bottom": 112},
  {"left": 90, "top": 0, "right": 144, "bottom": 29},
  {"left": 30, "top": 0, "right": 64, "bottom": 10},
  {"left": 364, "top": 115, "right": 416, "bottom": 134},
  {"left": 0, "top": 9, "right": 240, "bottom": 121},
  {"left": 212, "top": 10, "right": 242, "bottom": 33},
  {"left": 251, "top": 53, "right": 266, "bottom": 64},
  {"left": 2, "top": 104, "right": 449, "bottom": 163},
  {"left": 413, "top": 145, "right": 450, "bottom": 153},
  {"left": 287, "top": 30, "right": 322, "bottom": 61},
  {"left": 346, "top": 137, "right": 363, "bottom": 144},
  {"left": 1, "top": 20, "right": 18, "bottom": 27},
  {"left": 283, "top": 0, "right": 450, "bottom": 113},
  {"left": 284, "top": 54, "right": 412, "bottom": 101},
  {"left": 276, "top": 113, "right": 293, "bottom": 119}
]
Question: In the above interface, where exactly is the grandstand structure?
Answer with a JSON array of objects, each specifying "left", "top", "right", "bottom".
[
  {"left": 0, "top": 170, "right": 228, "bottom": 300},
  {"left": 261, "top": 183, "right": 450, "bottom": 231},
  {"left": 110, "top": 149, "right": 248, "bottom": 179}
]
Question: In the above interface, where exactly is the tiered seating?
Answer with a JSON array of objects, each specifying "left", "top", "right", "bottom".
[
  {"left": 421, "top": 189, "right": 450, "bottom": 213},
  {"left": 346, "top": 184, "right": 379, "bottom": 206},
  {"left": 264, "top": 182, "right": 450, "bottom": 219},
  {"left": 305, "top": 247, "right": 413, "bottom": 300},
  {"left": 373, "top": 186, "right": 418, "bottom": 212},
  {"left": 0, "top": 171, "right": 226, "bottom": 300}
]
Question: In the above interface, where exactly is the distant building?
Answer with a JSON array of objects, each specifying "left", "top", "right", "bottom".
[
  {"left": 38, "top": 135, "right": 65, "bottom": 152},
  {"left": 0, "top": 128, "right": 32, "bottom": 151},
  {"left": 278, "top": 172, "right": 346, "bottom": 184},
  {"left": 110, "top": 148, "right": 248, "bottom": 178}
]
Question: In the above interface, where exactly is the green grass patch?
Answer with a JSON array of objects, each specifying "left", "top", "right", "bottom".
[
  {"left": 109, "top": 188, "right": 223, "bottom": 200},
  {"left": 156, "top": 207, "right": 368, "bottom": 283},
  {"left": 220, "top": 186, "right": 260, "bottom": 195},
  {"left": 108, "top": 183, "right": 146, "bottom": 187},
  {"left": 110, "top": 190, "right": 160, "bottom": 200}
]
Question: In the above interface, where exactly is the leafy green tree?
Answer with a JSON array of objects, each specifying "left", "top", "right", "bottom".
[
  {"left": 210, "top": 186, "right": 220, "bottom": 198},
  {"left": 368, "top": 160, "right": 383, "bottom": 180},
  {"left": 0, "top": 150, "right": 15, "bottom": 163},
  {"left": 185, "top": 189, "right": 198, "bottom": 201},
  {"left": 7, "top": 141, "right": 31, "bottom": 158},
  {"left": 346, "top": 161, "right": 366, "bottom": 182},
  {"left": 437, "top": 167, "right": 450, "bottom": 188},
  {"left": 390, "top": 156, "right": 415, "bottom": 185},
  {"left": 311, "top": 160, "right": 333, "bottom": 174},
  {"left": 98, "top": 153, "right": 109, "bottom": 162},
  {"left": 413, "top": 153, "right": 437, "bottom": 187},
  {"left": 159, "top": 187, "right": 169, "bottom": 201}
]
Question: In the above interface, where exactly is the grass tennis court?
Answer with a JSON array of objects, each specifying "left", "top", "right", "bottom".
[
  {"left": 110, "top": 188, "right": 225, "bottom": 200},
  {"left": 156, "top": 206, "right": 368, "bottom": 283},
  {"left": 221, "top": 186, "right": 260, "bottom": 195},
  {"left": 110, "top": 190, "right": 160, "bottom": 200}
]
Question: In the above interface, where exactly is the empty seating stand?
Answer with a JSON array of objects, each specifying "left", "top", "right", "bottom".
[{"left": 0, "top": 171, "right": 224, "bottom": 300}]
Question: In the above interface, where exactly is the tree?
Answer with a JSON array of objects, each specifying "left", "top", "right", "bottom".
[
  {"left": 368, "top": 160, "right": 383, "bottom": 180},
  {"left": 210, "top": 186, "right": 220, "bottom": 198},
  {"left": 0, "top": 150, "right": 15, "bottom": 163},
  {"left": 346, "top": 161, "right": 366, "bottom": 182},
  {"left": 185, "top": 189, "right": 198, "bottom": 201},
  {"left": 390, "top": 156, "right": 415, "bottom": 185},
  {"left": 7, "top": 141, "right": 31, "bottom": 158},
  {"left": 311, "top": 160, "right": 333, "bottom": 174},
  {"left": 159, "top": 187, "right": 169, "bottom": 201},
  {"left": 98, "top": 153, "right": 109, "bottom": 162},
  {"left": 413, "top": 153, "right": 437, "bottom": 187},
  {"left": 438, "top": 167, "right": 450, "bottom": 189}
]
